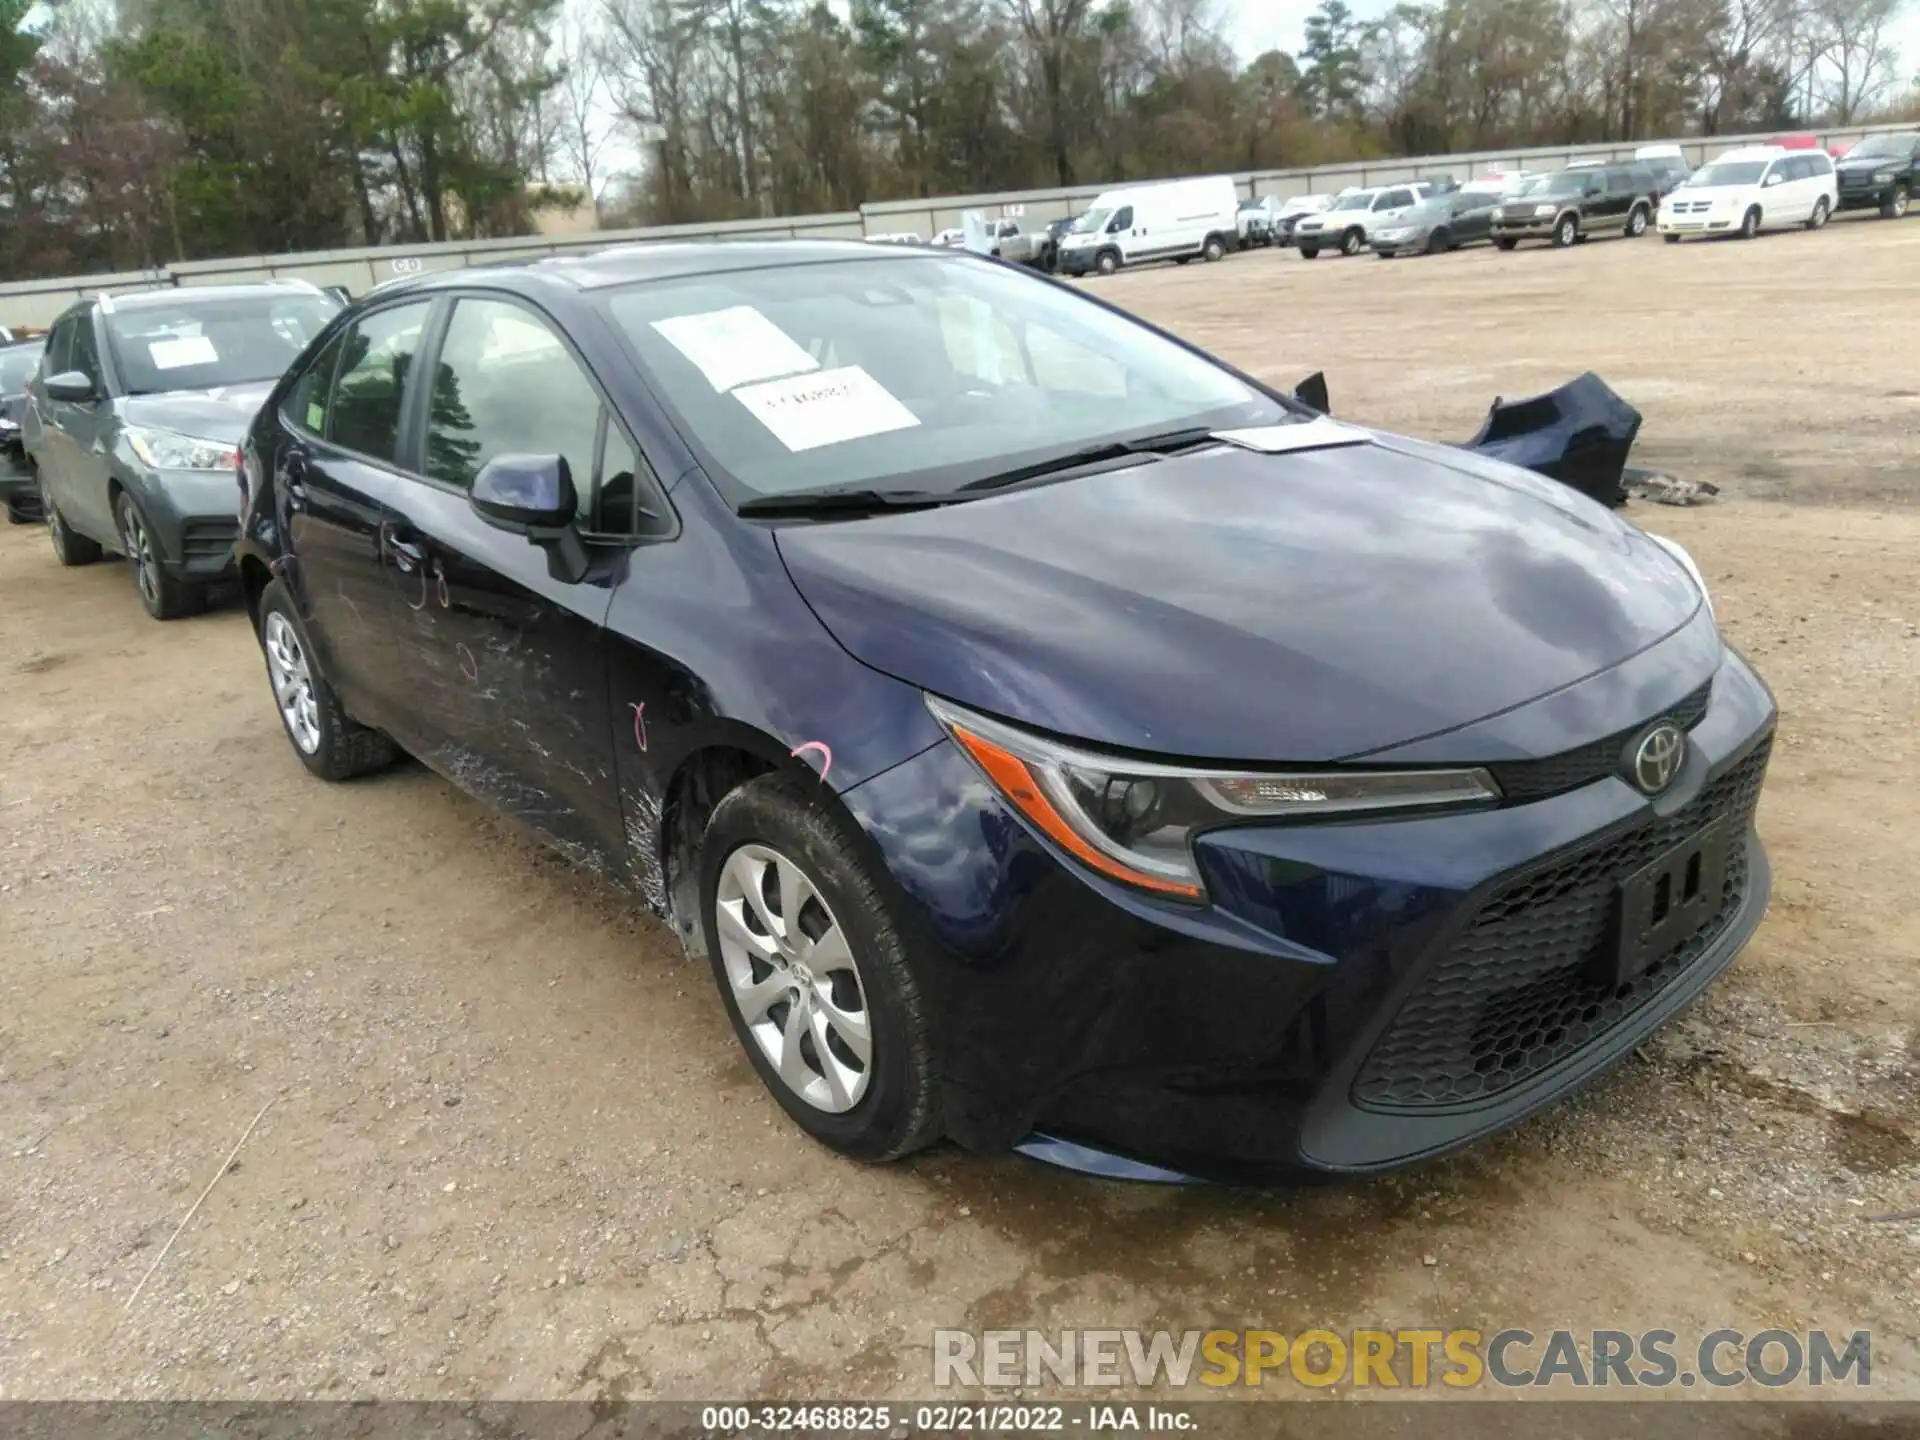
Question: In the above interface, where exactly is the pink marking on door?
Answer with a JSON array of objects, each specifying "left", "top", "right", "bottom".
[
  {"left": 629, "top": 701, "right": 648, "bottom": 752},
  {"left": 790, "top": 741, "right": 832, "bottom": 781}
]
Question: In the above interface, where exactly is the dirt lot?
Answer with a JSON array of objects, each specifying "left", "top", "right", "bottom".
[{"left": 1, "top": 214, "right": 1916, "bottom": 1407}]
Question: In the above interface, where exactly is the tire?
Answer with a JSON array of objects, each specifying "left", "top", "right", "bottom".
[
  {"left": 1495, "top": 237, "right": 1518, "bottom": 251},
  {"left": 701, "top": 773, "right": 941, "bottom": 1163},
  {"left": 1806, "top": 197, "right": 1830, "bottom": 230},
  {"left": 1340, "top": 227, "right": 1364, "bottom": 256},
  {"left": 1664, "top": 233, "right": 1680, "bottom": 244},
  {"left": 1553, "top": 214, "right": 1578, "bottom": 247},
  {"left": 1173, "top": 256, "right": 1191, "bottom": 265},
  {"left": 1883, "top": 183, "right": 1909, "bottom": 219},
  {"left": 1298, "top": 248, "right": 1320, "bottom": 259},
  {"left": 116, "top": 490, "right": 205, "bottom": 620},
  {"left": 1739, "top": 206, "right": 1761, "bottom": 239},
  {"left": 257, "top": 578, "right": 397, "bottom": 781},
  {"left": 1426, "top": 228, "right": 1450, "bottom": 254},
  {"left": 1202, "top": 234, "right": 1226, "bottom": 262},
  {"left": 1626, "top": 204, "right": 1649, "bottom": 237},
  {"left": 44, "top": 476, "right": 102, "bottom": 566}
]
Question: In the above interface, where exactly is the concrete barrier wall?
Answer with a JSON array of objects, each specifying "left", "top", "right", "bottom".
[{"left": 1, "top": 123, "right": 1904, "bottom": 327}]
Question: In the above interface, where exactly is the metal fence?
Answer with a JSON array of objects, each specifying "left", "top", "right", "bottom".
[{"left": 2, "top": 121, "right": 1907, "bottom": 329}]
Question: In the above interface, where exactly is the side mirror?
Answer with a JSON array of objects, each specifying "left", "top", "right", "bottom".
[
  {"left": 1764, "top": 173, "right": 1782, "bottom": 187},
  {"left": 1583, "top": 185, "right": 1602, "bottom": 198},
  {"left": 470, "top": 453, "right": 588, "bottom": 584},
  {"left": 1292, "top": 371, "right": 1330, "bottom": 415},
  {"left": 44, "top": 370, "right": 98, "bottom": 403}
]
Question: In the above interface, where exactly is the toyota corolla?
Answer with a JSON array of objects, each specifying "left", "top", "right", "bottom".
[{"left": 234, "top": 242, "right": 1775, "bottom": 1182}]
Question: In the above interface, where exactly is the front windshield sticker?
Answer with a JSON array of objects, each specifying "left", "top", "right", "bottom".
[
  {"left": 149, "top": 335, "right": 219, "bottom": 370},
  {"left": 651, "top": 305, "right": 820, "bottom": 394},
  {"left": 732, "top": 365, "right": 921, "bottom": 452}
]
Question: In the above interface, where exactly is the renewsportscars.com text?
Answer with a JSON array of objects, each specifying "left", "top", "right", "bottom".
[{"left": 932, "top": 1327, "right": 1872, "bottom": 1391}]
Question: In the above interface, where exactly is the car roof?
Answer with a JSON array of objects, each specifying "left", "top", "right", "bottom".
[
  {"left": 370, "top": 239, "right": 947, "bottom": 301},
  {"left": 1712, "top": 146, "right": 1788, "bottom": 163},
  {"left": 84, "top": 280, "right": 327, "bottom": 313}
]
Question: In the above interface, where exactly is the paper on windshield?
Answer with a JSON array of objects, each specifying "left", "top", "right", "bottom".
[
  {"left": 651, "top": 305, "right": 819, "bottom": 394},
  {"left": 149, "top": 335, "right": 219, "bottom": 370},
  {"left": 732, "top": 366, "right": 920, "bottom": 452}
]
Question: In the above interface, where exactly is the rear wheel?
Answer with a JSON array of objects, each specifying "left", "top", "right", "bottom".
[
  {"left": 1340, "top": 227, "right": 1364, "bottom": 256},
  {"left": 1298, "top": 247, "right": 1320, "bottom": 259},
  {"left": 1626, "top": 204, "right": 1649, "bottom": 237},
  {"left": 257, "top": 578, "right": 396, "bottom": 780},
  {"left": 1495, "top": 237, "right": 1518, "bottom": 251},
  {"left": 1552, "top": 214, "right": 1578, "bottom": 247},
  {"left": 1882, "top": 183, "right": 1909, "bottom": 219},
  {"left": 1739, "top": 205, "right": 1761, "bottom": 239},
  {"left": 1806, "top": 196, "right": 1831, "bottom": 230},
  {"left": 701, "top": 774, "right": 941, "bottom": 1162},
  {"left": 44, "top": 477, "right": 102, "bottom": 566},
  {"left": 116, "top": 491, "right": 204, "bottom": 621}
]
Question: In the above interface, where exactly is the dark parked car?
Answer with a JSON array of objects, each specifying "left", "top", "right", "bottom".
[
  {"left": 1370, "top": 189, "right": 1503, "bottom": 256},
  {"left": 1, "top": 337, "right": 46, "bottom": 523},
  {"left": 1492, "top": 165, "right": 1655, "bottom": 248},
  {"left": 25, "top": 282, "right": 340, "bottom": 617},
  {"left": 235, "top": 241, "right": 1775, "bottom": 1182},
  {"left": 1832, "top": 131, "right": 1919, "bottom": 217}
]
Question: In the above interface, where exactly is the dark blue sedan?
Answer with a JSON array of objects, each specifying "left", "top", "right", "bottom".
[{"left": 235, "top": 241, "right": 1775, "bottom": 1181}]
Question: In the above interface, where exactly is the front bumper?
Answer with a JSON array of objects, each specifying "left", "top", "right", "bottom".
[
  {"left": 1370, "top": 234, "right": 1427, "bottom": 256},
  {"left": 842, "top": 642, "right": 1777, "bottom": 1181},
  {"left": 129, "top": 468, "right": 242, "bottom": 580},
  {"left": 1836, "top": 179, "right": 1898, "bottom": 209},
  {"left": 1492, "top": 217, "right": 1557, "bottom": 240}
]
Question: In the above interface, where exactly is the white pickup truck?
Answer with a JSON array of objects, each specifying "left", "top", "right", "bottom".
[{"left": 1292, "top": 183, "right": 1434, "bottom": 258}]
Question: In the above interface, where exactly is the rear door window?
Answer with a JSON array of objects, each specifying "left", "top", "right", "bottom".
[{"left": 326, "top": 302, "right": 429, "bottom": 464}]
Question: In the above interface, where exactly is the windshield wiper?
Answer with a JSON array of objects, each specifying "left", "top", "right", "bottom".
[
  {"left": 737, "top": 487, "right": 963, "bottom": 518},
  {"left": 957, "top": 425, "right": 1221, "bottom": 493}
]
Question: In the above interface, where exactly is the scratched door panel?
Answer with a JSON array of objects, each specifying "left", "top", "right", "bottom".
[{"left": 380, "top": 476, "right": 626, "bottom": 880}]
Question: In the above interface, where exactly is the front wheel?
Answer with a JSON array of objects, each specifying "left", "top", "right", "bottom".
[
  {"left": 44, "top": 478, "right": 103, "bottom": 566},
  {"left": 1495, "top": 236, "right": 1518, "bottom": 251},
  {"left": 258, "top": 579, "right": 397, "bottom": 780},
  {"left": 1201, "top": 235, "right": 1226, "bottom": 262},
  {"left": 1094, "top": 250, "right": 1119, "bottom": 276},
  {"left": 116, "top": 491, "right": 204, "bottom": 620},
  {"left": 1552, "top": 214, "right": 1578, "bottom": 247},
  {"left": 1626, "top": 205, "right": 1649, "bottom": 237},
  {"left": 1883, "top": 183, "right": 1909, "bottom": 219},
  {"left": 1298, "top": 247, "right": 1320, "bottom": 259},
  {"left": 1806, "top": 197, "right": 1831, "bottom": 230},
  {"left": 1663, "top": 232, "right": 1680, "bottom": 244},
  {"left": 702, "top": 774, "right": 941, "bottom": 1162},
  {"left": 1340, "top": 227, "right": 1364, "bottom": 256},
  {"left": 1427, "top": 228, "right": 1450, "bottom": 254},
  {"left": 1739, "top": 206, "right": 1761, "bottom": 239}
]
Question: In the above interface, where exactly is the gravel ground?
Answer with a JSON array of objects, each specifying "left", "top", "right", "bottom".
[{"left": 0, "top": 213, "right": 1915, "bottom": 1406}]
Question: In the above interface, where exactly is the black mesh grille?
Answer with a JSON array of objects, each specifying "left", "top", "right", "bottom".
[
  {"left": 181, "top": 519, "right": 239, "bottom": 562},
  {"left": 1353, "top": 733, "right": 1771, "bottom": 1112},
  {"left": 1486, "top": 678, "right": 1714, "bottom": 804}
]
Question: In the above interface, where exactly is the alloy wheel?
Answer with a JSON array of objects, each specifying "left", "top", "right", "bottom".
[
  {"left": 1893, "top": 187, "right": 1910, "bottom": 218},
  {"left": 263, "top": 611, "right": 323, "bottom": 755},
  {"left": 123, "top": 506, "right": 159, "bottom": 608},
  {"left": 44, "top": 482, "right": 66, "bottom": 561},
  {"left": 715, "top": 843, "right": 873, "bottom": 1114},
  {"left": 1810, "top": 198, "right": 1830, "bottom": 229}
]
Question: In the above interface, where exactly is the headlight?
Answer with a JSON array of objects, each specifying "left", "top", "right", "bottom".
[
  {"left": 926, "top": 696, "right": 1501, "bottom": 900},
  {"left": 1646, "top": 533, "right": 1713, "bottom": 619},
  {"left": 1490, "top": 208, "right": 1505, "bottom": 219},
  {"left": 1873, "top": 171, "right": 1894, "bottom": 183},
  {"left": 1532, "top": 204, "right": 1555, "bottom": 216},
  {"left": 125, "top": 426, "right": 240, "bottom": 471}
]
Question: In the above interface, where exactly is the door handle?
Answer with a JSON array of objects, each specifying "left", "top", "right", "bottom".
[
  {"left": 282, "top": 451, "right": 310, "bottom": 507},
  {"left": 382, "top": 523, "right": 426, "bottom": 572}
]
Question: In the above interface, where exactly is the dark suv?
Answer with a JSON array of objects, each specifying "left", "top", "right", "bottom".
[
  {"left": 24, "top": 282, "right": 340, "bottom": 618},
  {"left": 1492, "top": 165, "right": 1656, "bottom": 249},
  {"left": 1833, "top": 132, "right": 1919, "bottom": 217}
]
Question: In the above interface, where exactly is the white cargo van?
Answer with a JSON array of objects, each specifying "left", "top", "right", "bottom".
[{"left": 1055, "top": 177, "right": 1240, "bottom": 277}]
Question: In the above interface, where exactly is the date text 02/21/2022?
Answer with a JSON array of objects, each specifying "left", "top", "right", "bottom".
[{"left": 697, "top": 1403, "right": 1196, "bottom": 1432}]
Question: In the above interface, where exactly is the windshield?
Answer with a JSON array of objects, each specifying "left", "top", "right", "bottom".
[
  {"left": 1690, "top": 162, "right": 1768, "bottom": 187},
  {"left": 1070, "top": 209, "right": 1111, "bottom": 234},
  {"left": 1331, "top": 193, "right": 1374, "bottom": 211},
  {"left": 1238, "top": 198, "right": 1263, "bottom": 211},
  {"left": 601, "top": 255, "right": 1284, "bottom": 502},
  {"left": 104, "top": 293, "right": 340, "bottom": 395},
  {"left": 0, "top": 344, "right": 43, "bottom": 392},
  {"left": 1845, "top": 135, "right": 1913, "bottom": 159}
]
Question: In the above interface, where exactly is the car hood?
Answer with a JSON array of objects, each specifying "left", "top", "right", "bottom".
[
  {"left": 118, "top": 379, "right": 277, "bottom": 445},
  {"left": 774, "top": 432, "right": 1704, "bottom": 763}
]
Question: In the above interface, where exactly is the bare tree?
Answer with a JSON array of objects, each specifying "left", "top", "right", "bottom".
[
  {"left": 552, "top": 3, "right": 612, "bottom": 209},
  {"left": 1811, "top": 0, "right": 1902, "bottom": 119}
]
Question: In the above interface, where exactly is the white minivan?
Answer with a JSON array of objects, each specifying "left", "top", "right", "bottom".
[
  {"left": 1055, "top": 177, "right": 1241, "bottom": 277},
  {"left": 1657, "top": 145, "right": 1837, "bottom": 241}
]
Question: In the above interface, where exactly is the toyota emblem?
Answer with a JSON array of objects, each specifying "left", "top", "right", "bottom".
[{"left": 1629, "top": 722, "right": 1686, "bottom": 796}]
